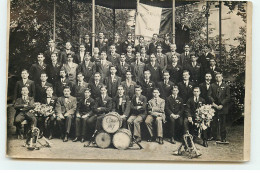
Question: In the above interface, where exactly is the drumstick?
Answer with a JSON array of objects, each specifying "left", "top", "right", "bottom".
[
  {"left": 132, "top": 136, "right": 143, "bottom": 149},
  {"left": 84, "top": 130, "right": 98, "bottom": 147}
]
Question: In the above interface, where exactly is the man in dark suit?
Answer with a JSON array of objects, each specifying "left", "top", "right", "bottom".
[
  {"left": 199, "top": 72, "right": 213, "bottom": 104},
  {"left": 157, "top": 71, "right": 175, "bottom": 100},
  {"left": 14, "top": 87, "right": 36, "bottom": 139},
  {"left": 112, "top": 86, "right": 131, "bottom": 128},
  {"left": 41, "top": 87, "right": 57, "bottom": 140},
  {"left": 59, "top": 42, "right": 75, "bottom": 65},
  {"left": 144, "top": 54, "right": 163, "bottom": 83},
  {"left": 199, "top": 44, "right": 215, "bottom": 77},
  {"left": 29, "top": 53, "right": 47, "bottom": 84},
  {"left": 121, "top": 70, "right": 137, "bottom": 100},
  {"left": 166, "top": 44, "right": 180, "bottom": 64},
  {"left": 209, "top": 72, "right": 230, "bottom": 142},
  {"left": 13, "top": 69, "right": 35, "bottom": 102},
  {"left": 165, "top": 86, "right": 184, "bottom": 144},
  {"left": 73, "top": 88, "right": 95, "bottom": 142},
  {"left": 179, "top": 44, "right": 191, "bottom": 69},
  {"left": 161, "top": 33, "right": 171, "bottom": 54},
  {"left": 166, "top": 55, "right": 182, "bottom": 84},
  {"left": 175, "top": 18, "right": 190, "bottom": 54},
  {"left": 95, "top": 32, "right": 108, "bottom": 53},
  {"left": 140, "top": 46, "right": 150, "bottom": 64},
  {"left": 117, "top": 53, "right": 130, "bottom": 81},
  {"left": 73, "top": 72, "right": 89, "bottom": 101},
  {"left": 107, "top": 45, "right": 120, "bottom": 65},
  {"left": 104, "top": 65, "right": 122, "bottom": 98},
  {"left": 155, "top": 45, "right": 167, "bottom": 70},
  {"left": 108, "top": 32, "right": 122, "bottom": 54},
  {"left": 138, "top": 70, "right": 155, "bottom": 100},
  {"left": 95, "top": 51, "right": 112, "bottom": 79},
  {"left": 44, "top": 39, "right": 60, "bottom": 65},
  {"left": 206, "top": 58, "right": 222, "bottom": 84},
  {"left": 130, "top": 52, "right": 145, "bottom": 83},
  {"left": 93, "top": 85, "right": 113, "bottom": 132},
  {"left": 91, "top": 47, "right": 101, "bottom": 63},
  {"left": 177, "top": 70, "right": 195, "bottom": 104},
  {"left": 55, "top": 67, "right": 73, "bottom": 97},
  {"left": 76, "top": 53, "right": 96, "bottom": 83},
  {"left": 148, "top": 33, "right": 160, "bottom": 55},
  {"left": 184, "top": 87, "right": 208, "bottom": 147},
  {"left": 35, "top": 72, "right": 53, "bottom": 102},
  {"left": 121, "top": 32, "right": 135, "bottom": 53},
  {"left": 88, "top": 72, "right": 103, "bottom": 99},
  {"left": 74, "top": 44, "right": 86, "bottom": 64},
  {"left": 135, "top": 36, "right": 147, "bottom": 53},
  {"left": 125, "top": 45, "right": 135, "bottom": 64},
  {"left": 186, "top": 53, "right": 202, "bottom": 86},
  {"left": 83, "top": 34, "right": 92, "bottom": 54},
  {"left": 55, "top": 86, "right": 77, "bottom": 142},
  {"left": 46, "top": 52, "right": 62, "bottom": 87},
  {"left": 127, "top": 85, "right": 147, "bottom": 142}
]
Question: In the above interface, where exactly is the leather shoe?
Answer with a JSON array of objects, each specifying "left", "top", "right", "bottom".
[
  {"left": 203, "top": 140, "right": 208, "bottom": 147},
  {"left": 159, "top": 137, "right": 164, "bottom": 145},
  {"left": 171, "top": 137, "right": 176, "bottom": 144},
  {"left": 136, "top": 137, "right": 141, "bottom": 143},
  {"left": 48, "top": 134, "right": 53, "bottom": 140},
  {"left": 81, "top": 138, "right": 85, "bottom": 143},
  {"left": 221, "top": 139, "right": 227, "bottom": 143},
  {"left": 63, "top": 135, "right": 68, "bottom": 142},
  {"left": 147, "top": 136, "right": 153, "bottom": 142},
  {"left": 72, "top": 137, "right": 78, "bottom": 142}
]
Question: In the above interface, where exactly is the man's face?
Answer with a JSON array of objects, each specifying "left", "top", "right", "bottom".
[
  {"left": 51, "top": 54, "right": 57, "bottom": 61},
  {"left": 210, "top": 60, "right": 216, "bottom": 66},
  {"left": 191, "top": 56, "right": 197, "bottom": 62},
  {"left": 60, "top": 71, "right": 66, "bottom": 78},
  {"left": 144, "top": 71, "right": 151, "bottom": 79},
  {"left": 127, "top": 33, "right": 132, "bottom": 40},
  {"left": 80, "top": 45, "right": 85, "bottom": 52},
  {"left": 150, "top": 55, "right": 156, "bottom": 62},
  {"left": 77, "top": 74, "right": 84, "bottom": 81},
  {"left": 67, "top": 55, "right": 73, "bottom": 61},
  {"left": 136, "top": 53, "right": 141, "bottom": 60},
  {"left": 93, "top": 48, "right": 99, "bottom": 54},
  {"left": 120, "top": 55, "right": 126, "bottom": 62},
  {"left": 215, "top": 74, "right": 223, "bottom": 82},
  {"left": 204, "top": 47, "right": 209, "bottom": 53},
  {"left": 21, "top": 87, "right": 29, "bottom": 96},
  {"left": 172, "top": 56, "right": 178, "bottom": 63},
  {"left": 46, "top": 88, "right": 53, "bottom": 96},
  {"left": 181, "top": 18, "right": 185, "bottom": 24},
  {"left": 94, "top": 74, "right": 101, "bottom": 81},
  {"left": 84, "top": 54, "right": 91, "bottom": 61},
  {"left": 153, "top": 34, "right": 158, "bottom": 41},
  {"left": 139, "top": 37, "right": 144, "bottom": 43},
  {"left": 101, "top": 52, "right": 107, "bottom": 60},
  {"left": 141, "top": 47, "right": 146, "bottom": 54},
  {"left": 126, "top": 72, "right": 132, "bottom": 79},
  {"left": 193, "top": 88, "right": 200, "bottom": 97},
  {"left": 84, "top": 90, "right": 91, "bottom": 98},
  {"left": 110, "top": 67, "right": 117, "bottom": 75},
  {"left": 99, "top": 33, "right": 104, "bottom": 39},
  {"left": 184, "top": 45, "right": 190, "bottom": 52},
  {"left": 21, "top": 71, "right": 29, "bottom": 79},
  {"left": 85, "top": 35, "right": 90, "bottom": 41},
  {"left": 205, "top": 74, "right": 212, "bottom": 81},
  {"left": 157, "top": 46, "right": 162, "bottom": 53},
  {"left": 63, "top": 89, "right": 71, "bottom": 97},
  {"left": 66, "top": 42, "right": 71, "bottom": 50},
  {"left": 153, "top": 90, "right": 160, "bottom": 98},
  {"left": 172, "top": 88, "right": 179, "bottom": 95},
  {"left": 170, "top": 44, "right": 177, "bottom": 51},
  {"left": 165, "top": 35, "right": 170, "bottom": 40},
  {"left": 135, "top": 88, "right": 142, "bottom": 96},
  {"left": 118, "top": 87, "right": 124, "bottom": 96},
  {"left": 114, "top": 33, "right": 119, "bottom": 40},
  {"left": 127, "top": 46, "right": 132, "bottom": 53},
  {"left": 100, "top": 87, "right": 107, "bottom": 95},
  {"left": 48, "top": 40, "right": 54, "bottom": 47},
  {"left": 183, "top": 72, "right": 190, "bottom": 80},
  {"left": 37, "top": 55, "right": 45, "bottom": 62},
  {"left": 110, "top": 46, "right": 116, "bottom": 53},
  {"left": 40, "top": 74, "right": 48, "bottom": 82},
  {"left": 163, "top": 72, "right": 170, "bottom": 80}
]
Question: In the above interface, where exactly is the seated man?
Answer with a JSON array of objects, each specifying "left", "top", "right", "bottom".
[
  {"left": 73, "top": 88, "right": 95, "bottom": 143},
  {"left": 184, "top": 87, "right": 208, "bottom": 147},
  {"left": 14, "top": 86, "right": 36, "bottom": 139},
  {"left": 93, "top": 85, "right": 113, "bottom": 132},
  {"left": 127, "top": 85, "right": 147, "bottom": 142},
  {"left": 112, "top": 85, "right": 131, "bottom": 128},
  {"left": 165, "top": 85, "right": 184, "bottom": 144},
  {"left": 55, "top": 86, "right": 77, "bottom": 142},
  {"left": 145, "top": 88, "right": 165, "bottom": 144}
]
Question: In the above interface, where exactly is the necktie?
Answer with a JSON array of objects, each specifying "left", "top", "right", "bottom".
[{"left": 196, "top": 97, "right": 198, "bottom": 103}]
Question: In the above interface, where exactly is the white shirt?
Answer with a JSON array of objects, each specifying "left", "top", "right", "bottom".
[
  {"left": 217, "top": 81, "right": 222, "bottom": 86},
  {"left": 101, "top": 95, "right": 106, "bottom": 101},
  {"left": 172, "top": 62, "right": 177, "bottom": 67},
  {"left": 111, "top": 74, "right": 115, "bottom": 81},
  {"left": 47, "top": 97, "right": 52, "bottom": 104},
  {"left": 184, "top": 81, "right": 189, "bottom": 86},
  {"left": 194, "top": 96, "right": 199, "bottom": 102},
  {"left": 80, "top": 52, "right": 85, "bottom": 62},
  {"left": 22, "top": 79, "right": 28, "bottom": 85},
  {"left": 118, "top": 95, "right": 123, "bottom": 105},
  {"left": 41, "top": 82, "right": 46, "bottom": 87},
  {"left": 206, "top": 82, "right": 210, "bottom": 90},
  {"left": 164, "top": 79, "right": 169, "bottom": 85}
]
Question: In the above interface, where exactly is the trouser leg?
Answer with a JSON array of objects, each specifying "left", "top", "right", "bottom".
[
  {"left": 168, "top": 117, "right": 176, "bottom": 138},
  {"left": 56, "top": 117, "right": 65, "bottom": 137},
  {"left": 121, "top": 117, "right": 127, "bottom": 129},
  {"left": 37, "top": 116, "right": 45, "bottom": 133},
  {"left": 81, "top": 117, "right": 88, "bottom": 138},
  {"left": 127, "top": 115, "right": 137, "bottom": 136},
  {"left": 95, "top": 115, "right": 104, "bottom": 132},
  {"left": 65, "top": 115, "right": 73, "bottom": 134},
  {"left": 156, "top": 117, "right": 163, "bottom": 138},
  {"left": 133, "top": 115, "right": 143, "bottom": 138},
  {"left": 220, "top": 114, "right": 227, "bottom": 140},
  {"left": 75, "top": 117, "right": 81, "bottom": 137},
  {"left": 145, "top": 115, "right": 154, "bottom": 137},
  {"left": 48, "top": 116, "right": 55, "bottom": 135},
  {"left": 183, "top": 117, "right": 189, "bottom": 134},
  {"left": 15, "top": 113, "right": 25, "bottom": 135}
]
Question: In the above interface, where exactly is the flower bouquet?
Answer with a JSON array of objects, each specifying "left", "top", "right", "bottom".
[
  {"left": 33, "top": 102, "right": 54, "bottom": 117},
  {"left": 194, "top": 104, "right": 215, "bottom": 138}
]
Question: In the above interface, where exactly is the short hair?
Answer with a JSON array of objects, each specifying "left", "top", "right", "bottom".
[
  {"left": 153, "top": 33, "right": 158, "bottom": 36},
  {"left": 153, "top": 88, "right": 160, "bottom": 92},
  {"left": 100, "top": 50, "right": 107, "bottom": 54},
  {"left": 184, "top": 44, "right": 190, "bottom": 48},
  {"left": 172, "top": 85, "right": 179, "bottom": 91},
  {"left": 84, "top": 88, "right": 91, "bottom": 92},
  {"left": 21, "top": 86, "right": 29, "bottom": 91},
  {"left": 67, "top": 53, "right": 73, "bottom": 58},
  {"left": 110, "top": 44, "right": 116, "bottom": 48},
  {"left": 63, "top": 86, "right": 71, "bottom": 91},
  {"left": 183, "top": 70, "right": 190, "bottom": 75},
  {"left": 164, "top": 33, "right": 170, "bottom": 37},
  {"left": 193, "top": 87, "right": 200, "bottom": 91},
  {"left": 156, "top": 44, "right": 162, "bottom": 49},
  {"left": 94, "top": 72, "right": 101, "bottom": 76},
  {"left": 109, "top": 65, "right": 117, "bottom": 70},
  {"left": 205, "top": 72, "right": 212, "bottom": 76},
  {"left": 127, "top": 44, "right": 132, "bottom": 48},
  {"left": 40, "top": 72, "right": 48, "bottom": 77},
  {"left": 140, "top": 46, "right": 146, "bottom": 50},
  {"left": 46, "top": 86, "right": 53, "bottom": 91},
  {"left": 79, "top": 44, "right": 85, "bottom": 47},
  {"left": 163, "top": 70, "right": 170, "bottom": 75},
  {"left": 117, "top": 85, "right": 124, "bottom": 90},
  {"left": 150, "top": 53, "right": 156, "bottom": 57},
  {"left": 135, "top": 51, "right": 141, "bottom": 55},
  {"left": 77, "top": 72, "right": 84, "bottom": 76},
  {"left": 21, "top": 69, "right": 29, "bottom": 73},
  {"left": 100, "top": 85, "right": 107, "bottom": 90},
  {"left": 139, "top": 36, "right": 144, "bottom": 39},
  {"left": 38, "top": 53, "right": 45, "bottom": 57},
  {"left": 127, "top": 32, "right": 132, "bottom": 36},
  {"left": 120, "top": 53, "right": 126, "bottom": 57},
  {"left": 125, "top": 70, "right": 132, "bottom": 75},
  {"left": 60, "top": 67, "right": 66, "bottom": 72},
  {"left": 51, "top": 52, "right": 58, "bottom": 56},
  {"left": 135, "top": 85, "right": 142, "bottom": 89},
  {"left": 209, "top": 58, "right": 216, "bottom": 62},
  {"left": 190, "top": 52, "right": 196, "bottom": 57},
  {"left": 144, "top": 70, "right": 151, "bottom": 74},
  {"left": 215, "top": 72, "right": 223, "bottom": 76}
]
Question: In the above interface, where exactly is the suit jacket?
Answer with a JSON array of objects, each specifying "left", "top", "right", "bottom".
[
  {"left": 198, "top": 52, "right": 215, "bottom": 74},
  {"left": 46, "top": 62, "right": 62, "bottom": 86},
  {"left": 157, "top": 80, "right": 175, "bottom": 99},
  {"left": 112, "top": 95, "right": 131, "bottom": 117},
  {"left": 135, "top": 44, "right": 148, "bottom": 53},
  {"left": 95, "top": 40, "right": 108, "bottom": 53},
  {"left": 63, "top": 63, "right": 78, "bottom": 83},
  {"left": 73, "top": 81, "right": 89, "bottom": 100},
  {"left": 117, "top": 62, "right": 130, "bottom": 81},
  {"left": 148, "top": 41, "right": 160, "bottom": 55},
  {"left": 107, "top": 53, "right": 120, "bottom": 65},
  {"left": 166, "top": 63, "right": 183, "bottom": 84},
  {"left": 55, "top": 96, "right": 77, "bottom": 116},
  {"left": 144, "top": 63, "right": 163, "bottom": 83},
  {"left": 96, "top": 60, "right": 112, "bottom": 79},
  {"left": 83, "top": 42, "right": 92, "bottom": 54},
  {"left": 88, "top": 80, "right": 103, "bottom": 99},
  {"left": 161, "top": 40, "right": 171, "bottom": 54},
  {"left": 55, "top": 77, "right": 72, "bottom": 97},
  {"left": 175, "top": 23, "right": 190, "bottom": 53},
  {"left": 77, "top": 97, "right": 95, "bottom": 116},
  {"left": 179, "top": 52, "right": 191, "bottom": 68},
  {"left": 14, "top": 96, "right": 35, "bottom": 112},
  {"left": 185, "top": 97, "right": 205, "bottom": 118},
  {"left": 208, "top": 82, "right": 230, "bottom": 114},
  {"left": 121, "top": 80, "right": 136, "bottom": 99},
  {"left": 186, "top": 62, "right": 202, "bottom": 85},
  {"left": 13, "top": 79, "right": 35, "bottom": 101},
  {"left": 156, "top": 53, "right": 167, "bottom": 70},
  {"left": 29, "top": 62, "right": 47, "bottom": 84},
  {"left": 74, "top": 51, "right": 86, "bottom": 64},
  {"left": 138, "top": 79, "right": 155, "bottom": 100},
  {"left": 94, "top": 95, "right": 113, "bottom": 115},
  {"left": 166, "top": 51, "right": 180, "bottom": 64},
  {"left": 130, "top": 95, "right": 147, "bottom": 118},
  {"left": 148, "top": 97, "right": 165, "bottom": 121},
  {"left": 130, "top": 61, "right": 145, "bottom": 83},
  {"left": 140, "top": 54, "right": 150, "bottom": 64},
  {"left": 177, "top": 81, "right": 195, "bottom": 104},
  {"left": 35, "top": 82, "right": 53, "bottom": 102},
  {"left": 104, "top": 75, "right": 121, "bottom": 98},
  {"left": 91, "top": 54, "right": 101, "bottom": 63},
  {"left": 44, "top": 48, "right": 60, "bottom": 65},
  {"left": 76, "top": 61, "right": 96, "bottom": 82},
  {"left": 125, "top": 53, "right": 135, "bottom": 64},
  {"left": 165, "top": 95, "right": 184, "bottom": 117},
  {"left": 42, "top": 95, "right": 58, "bottom": 108},
  {"left": 59, "top": 50, "right": 75, "bottom": 64}
]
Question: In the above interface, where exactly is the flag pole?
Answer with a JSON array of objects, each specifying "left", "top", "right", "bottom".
[
  {"left": 172, "top": 0, "right": 175, "bottom": 43},
  {"left": 92, "top": 0, "right": 95, "bottom": 56},
  {"left": 53, "top": 0, "right": 56, "bottom": 41}
]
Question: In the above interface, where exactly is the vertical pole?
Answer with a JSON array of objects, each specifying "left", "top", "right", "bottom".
[
  {"left": 172, "top": 0, "right": 175, "bottom": 43},
  {"left": 70, "top": 0, "right": 73, "bottom": 41},
  {"left": 113, "top": 8, "right": 116, "bottom": 35},
  {"left": 53, "top": 0, "right": 56, "bottom": 41},
  {"left": 206, "top": 1, "right": 209, "bottom": 44},
  {"left": 219, "top": 1, "right": 222, "bottom": 60},
  {"left": 92, "top": 0, "right": 95, "bottom": 56}
]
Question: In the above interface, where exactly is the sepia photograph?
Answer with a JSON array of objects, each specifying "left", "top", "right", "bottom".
[{"left": 5, "top": 0, "right": 251, "bottom": 161}]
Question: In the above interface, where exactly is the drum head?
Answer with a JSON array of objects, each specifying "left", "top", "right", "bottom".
[
  {"left": 113, "top": 129, "right": 132, "bottom": 150},
  {"left": 102, "top": 113, "right": 122, "bottom": 133},
  {"left": 95, "top": 131, "right": 111, "bottom": 149}
]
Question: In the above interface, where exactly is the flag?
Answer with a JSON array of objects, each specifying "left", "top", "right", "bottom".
[{"left": 135, "top": 3, "right": 172, "bottom": 39}]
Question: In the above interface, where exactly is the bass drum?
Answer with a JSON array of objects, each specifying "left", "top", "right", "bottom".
[
  {"left": 112, "top": 128, "right": 132, "bottom": 150},
  {"left": 102, "top": 112, "right": 122, "bottom": 133},
  {"left": 95, "top": 131, "right": 111, "bottom": 149}
]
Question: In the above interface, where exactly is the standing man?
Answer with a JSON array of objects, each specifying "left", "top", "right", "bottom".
[
  {"left": 55, "top": 86, "right": 77, "bottom": 142},
  {"left": 175, "top": 18, "right": 190, "bottom": 54},
  {"left": 199, "top": 44, "right": 215, "bottom": 77},
  {"left": 55, "top": 67, "right": 72, "bottom": 98},
  {"left": 46, "top": 52, "right": 62, "bottom": 87},
  {"left": 117, "top": 53, "right": 130, "bottom": 81},
  {"left": 206, "top": 58, "right": 221, "bottom": 84},
  {"left": 121, "top": 32, "right": 135, "bottom": 53},
  {"left": 138, "top": 70, "right": 155, "bottom": 100},
  {"left": 125, "top": 45, "right": 135, "bottom": 64},
  {"left": 95, "top": 32, "right": 108, "bottom": 53},
  {"left": 108, "top": 32, "right": 122, "bottom": 54},
  {"left": 73, "top": 88, "right": 95, "bottom": 143},
  {"left": 179, "top": 44, "right": 191, "bottom": 69},
  {"left": 148, "top": 33, "right": 160, "bottom": 55},
  {"left": 165, "top": 86, "right": 184, "bottom": 144},
  {"left": 88, "top": 72, "right": 103, "bottom": 99},
  {"left": 155, "top": 45, "right": 167, "bottom": 70},
  {"left": 177, "top": 70, "right": 195, "bottom": 104},
  {"left": 166, "top": 55, "right": 182, "bottom": 84},
  {"left": 140, "top": 46, "right": 150, "bottom": 64},
  {"left": 127, "top": 85, "right": 147, "bottom": 142},
  {"left": 130, "top": 52, "right": 145, "bottom": 83},
  {"left": 144, "top": 54, "right": 163, "bottom": 83},
  {"left": 135, "top": 36, "right": 147, "bottom": 53},
  {"left": 199, "top": 72, "right": 213, "bottom": 104},
  {"left": 62, "top": 54, "right": 78, "bottom": 83},
  {"left": 35, "top": 72, "right": 53, "bottom": 102},
  {"left": 104, "top": 65, "right": 122, "bottom": 98},
  {"left": 74, "top": 44, "right": 86, "bottom": 64},
  {"left": 145, "top": 88, "right": 165, "bottom": 144},
  {"left": 157, "top": 71, "right": 175, "bottom": 100},
  {"left": 121, "top": 70, "right": 137, "bottom": 99},
  {"left": 29, "top": 53, "right": 47, "bottom": 84},
  {"left": 209, "top": 72, "right": 230, "bottom": 142},
  {"left": 76, "top": 53, "right": 96, "bottom": 83},
  {"left": 107, "top": 45, "right": 120, "bottom": 65},
  {"left": 73, "top": 72, "right": 89, "bottom": 101},
  {"left": 96, "top": 51, "right": 112, "bottom": 79},
  {"left": 112, "top": 86, "right": 131, "bottom": 128},
  {"left": 83, "top": 34, "right": 92, "bottom": 54},
  {"left": 59, "top": 42, "right": 75, "bottom": 64},
  {"left": 166, "top": 44, "right": 180, "bottom": 65},
  {"left": 91, "top": 47, "right": 101, "bottom": 63},
  {"left": 186, "top": 53, "right": 202, "bottom": 86},
  {"left": 44, "top": 39, "right": 60, "bottom": 65},
  {"left": 161, "top": 33, "right": 171, "bottom": 54}
]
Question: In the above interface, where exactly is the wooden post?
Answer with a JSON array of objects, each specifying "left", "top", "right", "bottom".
[
  {"left": 113, "top": 8, "right": 116, "bottom": 36},
  {"left": 219, "top": 1, "right": 222, "bottom": 60},
  {"left": 172, "top": 0, "right": 175, "bottom": 43},
  {"left": 92, "top": 0, "right": 95, "bottom": 56},
  {"left": 53, "top": 0, "right": 56, "bottom": 41}
]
